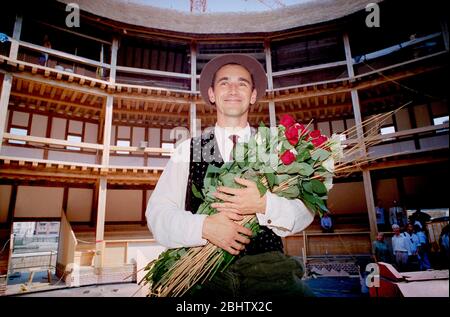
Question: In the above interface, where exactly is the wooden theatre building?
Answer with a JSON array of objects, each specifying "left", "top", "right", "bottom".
[{"left": 0, "top": 0, "right": 448, "bottom": 287}]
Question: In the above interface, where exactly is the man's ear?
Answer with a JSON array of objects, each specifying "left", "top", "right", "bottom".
[
  {"left": 250, "top": 88, "right": 257, "bottom": 105},
  {"left": 208, "top": 87, "right": 215, "bottom": 104}
]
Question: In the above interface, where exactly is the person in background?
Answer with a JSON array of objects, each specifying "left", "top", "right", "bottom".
[
  {"left": 414, "top": 224, "right": 431, "bottom": 270},
  {"left": 389, "top": 200, "right": 408, "bottom": 230},
  {"left": 38, "top": 35, "right": 52, "bottom": 67},
  {"left": 391, "top": 224, "right": 409, "bottom": 272},
  {"left": 320, "top": 212, "right": 333, "bottom": 233},
  {"left": 409, "top": 209, "right": 431, "bottom": 230},
  {"left": 375, "top": 199, "right": 387, "bottom": 231},
  {"left": 372, "top": 232, "right": 393, "bottom": 264},
  {"left": 439, "top": 224, "right": 449, "bottom": 268},
  {"left": 402, "top": 223, "right": 420, "bottom": 271}
]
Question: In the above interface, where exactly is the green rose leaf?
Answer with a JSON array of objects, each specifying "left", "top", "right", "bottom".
[
  {"left": 311, "top": 179, "right": 327, "bottom": 195},
  {"left": 311, "top": 148, "right": 331, "bottom": 161},
  {"left": 274, "top": 174, "right": 290, "bottom": 185},
  {"left": 298, "top": 163, "right": 314, "bottom": 176},
  {"left": 220, "top": 173, "right": 237, "bottom": 188},
  {"left": 265, "top": 173, "right": 275, "bottom": 189},
  {"left": 302, "top": 181, "right": 313, "bottom": 194},
  {"left": 278, "top": 185, "right": 300, "bottom": 199},
  {"left": 256, "top": 178, "right": 268, "bottom": 196},
  {"left": 192, "top": 183, "right": 204, "bottom": 199}
]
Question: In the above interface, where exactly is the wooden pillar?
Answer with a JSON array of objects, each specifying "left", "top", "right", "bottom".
[
  {"left": 264, "top": 40, "right": 276, "bottom": 127},
  {"left": 441, "top": 20, "right": 449, "bottom": 51},
  {"left": 62, "top": 187, "right": 69, "bottom": 214},
  {"left": 141, "top": 189, "right": 147, "bottom": 226},
  {"left": 344, "top": 32, "right": 377, "bottom": 242},
  {"left": 190, "top": 41, "right": 198, "bottom": 137},
  {"left": 0, "top": 73, "right": 13, "bottom": 152},
  {"left": 9, "top": 15, "right": 22, "bottom": 60},
  {"left": 101, "top": 95, "right": 113, "bottom": 166},
  {"left": 342, "top": 33, "right": 355, "bottom": 79},
  {"left": 7, "top": 184, "right": 18, "bottom": 225},
  {"left": 94, "top": 177, "right": 107, "bottom": 270},
  {"left": 190, "top": 103, "right": 197, "bottom": 138},
  {"left": 109, "top": 37, "right": 119, "bottom": 83},
  {"left": 90, "top": 181, "right": 99, "bottom": 227}
]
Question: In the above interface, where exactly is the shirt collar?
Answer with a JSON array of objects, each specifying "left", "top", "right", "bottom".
[{"left": 214, "top": 123, "right": 251, "bottom": 142}]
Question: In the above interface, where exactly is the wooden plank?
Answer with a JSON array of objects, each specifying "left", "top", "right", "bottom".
[
  {"left": 9, "top": 15, "right": 22, "bottom": 60},
  {"left": 0, "top": 74, "right": 13, "bottom": 152},
  {"left": 3, "top": 133, "right": 103, "bottom": 150},
  {"left": 109, "top": 37, "right": 119, "bottom": 83},
  {"left": 101, "top": 95, "right": 114, "bottom": 166},
  {"left": 27, "top": 81, "right": 34, "bottom": 94}
]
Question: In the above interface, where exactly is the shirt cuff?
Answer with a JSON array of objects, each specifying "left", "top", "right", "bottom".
[
  {"left": 256, "top": 191, "right": 294, "bottom": 231},
  {"left": 191, "top": 214, "right": 209, "bottom": 246}
]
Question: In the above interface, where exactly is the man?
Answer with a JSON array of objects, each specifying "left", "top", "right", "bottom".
[
  {"left": 409, "top": 209, "right": 431, "bottom": 230},
  {"left": 375, "top": 199, "right": 386, "bottom": 231},
  {"left": 389, "top": 200, "right": 408, "bottom": 229},
  {"left": 146, "top": 54, "right": 314, "bottom": 297},
  {"left": 402, "top": 223, "right": 420, "bottom": 271},
  {"left": 391, "top": 224, "right": 409, "bottom": 272}
]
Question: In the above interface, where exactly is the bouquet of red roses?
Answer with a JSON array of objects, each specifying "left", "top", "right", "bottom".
[{"left": 140, "top": 115, "right": 344, "bottom": 297}]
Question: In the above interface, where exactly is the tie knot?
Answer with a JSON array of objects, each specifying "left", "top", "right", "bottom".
[{"left": 229, "top": 134, "right": 239, "bottom": 145}]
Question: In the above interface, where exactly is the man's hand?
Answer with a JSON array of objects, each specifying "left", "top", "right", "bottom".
[
  {"left": 202, "top": 211, "right": 252, "bottom": 255},
  {"left": 211, "top": 177, "right": 266, "bottom": 215}
]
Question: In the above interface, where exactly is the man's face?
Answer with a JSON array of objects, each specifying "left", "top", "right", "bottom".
[
  {"left": 407, "top": 224, "right": 414, "bottom": 233},
  {"left": 208, "top": 64, "right": 257, "bottom": 120}
]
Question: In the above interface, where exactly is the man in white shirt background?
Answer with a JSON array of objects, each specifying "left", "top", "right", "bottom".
[
  {"left": 391, "top": 224, "right": 409, "bottom": 272},
  {"left": 146, "top": 54, "right": 314, "bottom": 297}
]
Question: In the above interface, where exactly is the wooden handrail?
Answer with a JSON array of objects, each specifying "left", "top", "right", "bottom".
[
  {"left": 18, "top": 40, "right": 111, "bottom": 69},
  {"left": 341, "top": 123, "right": 449, "bottom": 145},
  {"left": 116, "top": 65, "right": 191, "bottom": 79},
  {"left": 109, "top": 145, "right": 173, "bottom": 154},
  {"left": 3, "top": 133, "right": 102, "bottom": 150},
  {"left": 272, "top": 60, "right": 347, "bottom": 77}
]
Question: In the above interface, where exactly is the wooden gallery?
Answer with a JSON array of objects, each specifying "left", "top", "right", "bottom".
[{"left": 0, "top": 0, "right": 448, "bottom": 290}]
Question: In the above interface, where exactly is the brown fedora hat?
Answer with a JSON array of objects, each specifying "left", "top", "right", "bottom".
[{"left": 199, "top": 54, "right": 267, "bottom": 106}]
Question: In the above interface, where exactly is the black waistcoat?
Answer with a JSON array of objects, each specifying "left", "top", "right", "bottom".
[{"left": 184, "top": 130, "right": 283, "bottom": 256}]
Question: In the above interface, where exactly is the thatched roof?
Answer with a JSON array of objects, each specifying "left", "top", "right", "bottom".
[{"left": 57, "top": 0, "right": 383, "bottom": 35}]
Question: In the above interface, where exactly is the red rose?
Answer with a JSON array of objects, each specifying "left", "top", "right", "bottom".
[
  {"left": 280, "top": 114, "right": 296, "bottom": 128},
  {"left": 311, "top": 135, "right": 328, "bottom": 147},
  {"left": 285, "top": 125, "right": 301, "bottom": 145},
  {"left": 280, "top": 150, "right": 296, "bottom": 165},
  {"left": 309, "top": 130, "right": 321, "bottom": 138},
  {"left": 294, "top": 123, "right": 306, "bottom": 132}
]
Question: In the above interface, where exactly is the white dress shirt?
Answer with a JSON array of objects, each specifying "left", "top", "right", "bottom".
[{"left": 146, "top": 124, "right": 314, "bottom": 248}]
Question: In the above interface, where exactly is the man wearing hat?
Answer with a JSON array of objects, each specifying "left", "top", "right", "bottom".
[{"left": 146, "top": 54, "right": 314, "bottom": 296}]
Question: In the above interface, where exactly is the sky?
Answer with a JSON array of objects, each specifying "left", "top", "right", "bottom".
[{"left": 130, "top": 0, "right": 313, "bottom": 13}]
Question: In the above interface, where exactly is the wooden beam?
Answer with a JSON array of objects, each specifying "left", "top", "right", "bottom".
[
  {"left": 3, "top": 133, "right": 102, "bottom": 150},
  {"left": 9, "top": 15, "right": 22, "bottom": 60},
  {"left": 94, "top": 177, "right": 107, "bottom": 270},
  {"left": 343, "top": 33, "right": 355, "bottom": 79},
  {"left": 363, "top": 170, "right": 378, "bottom": 244},
  {"left": 0, "top": 73, "right": 13, "bottom": 152},
  {"left": 101, "top": 95, "right": 114, "bottom": 166},
  {"left": 109, "top": 37, "right": 119, "bottom": 83},
  {"left": 13, "top": 73, "right": 108, "bottom": 98},
  {"left": 7, "top": 184, "right": 18, "bottom": 225}
]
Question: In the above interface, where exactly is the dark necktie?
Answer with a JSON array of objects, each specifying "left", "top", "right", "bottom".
[{"left": 229, "top": 134, "right": 239, "bottom": 161}]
